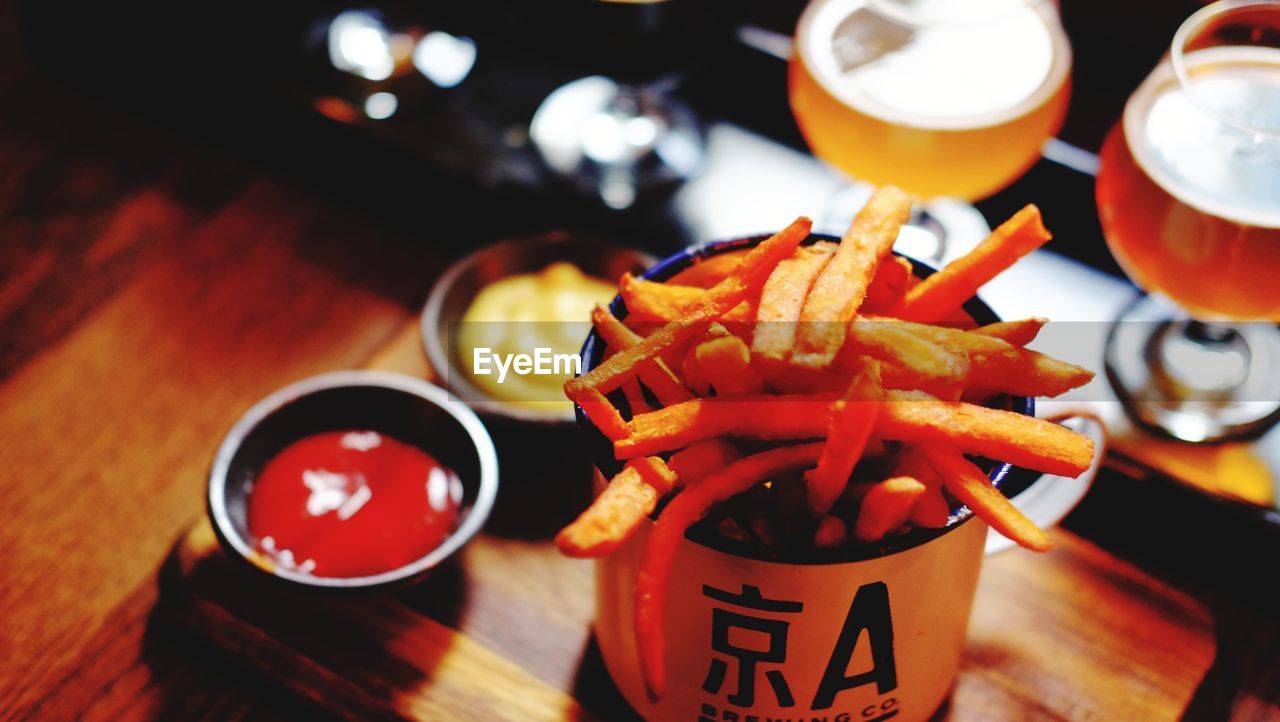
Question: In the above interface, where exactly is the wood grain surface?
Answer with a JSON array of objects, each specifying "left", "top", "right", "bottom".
[
  {"left": 158, "top": 323, "right": 1222, "bottom": 722},
  {"left": 0, "top": 81, "right": 447, "bottom": 722},
  {"left": 3, "top": 78, "right": 1280, "bottom": 722}
]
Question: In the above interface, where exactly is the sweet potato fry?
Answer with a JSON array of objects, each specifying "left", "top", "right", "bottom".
[
  {"left": 894, "top": 449, "right": 951, "bottom": 528},
  {"left": 839, "top": 318, "right": 969, "bottom": 399},
  {"left": 910, "top": 486, "right": 952, "bottom": 528},
  {"left": 555, "top": 457, "right": 669, "bottom": 558},
  {"left": 566, "top": 217, "right": 811, "bottom": 399},
  {"left": 877, "top": 393, "right": 1094, "bottom": 477},
  {"left": 668, "top": 248, "right": 751, "bottom": 288},
  {"left": 578, "top": 387, "right": 629, "bottom": 441},
  {"left": 635, "top": 443, "right": 825, "bottom": 699},
  {"left": 620, "top": 275, "right": 754, "bottom": 326},
  {"left": 616, "top": 393, "right": 1094, "bottom": 477},
  {"left": 805, "top": 364, "right": 882, "bottom": 515},
  {"left": 592, "top": 305, "right": 693, "bottom": 406},
  {"left": 918, "top": 446, "right": 1054, "bottom": 551},
  {"left": 684, "top": 334, "right": 762, "bottom": 396},
  {"left": 853, "top": 476, "right": 927, "bottom": 542},
  {"left": 883, "top": 319, "right": 1093, "bottom": 398},
  {"left": 813, "top": 515, "right": 848, "bottom": 548},
  {"left": 894, "top": 205, "right": 1051, "bottom": 322},
  {"left": 863, "top": 255, "right": 914, "bottom": 313},
  {"left": 668, "top": 439, "right": 739, "bottom": 482},
  {"left": 617, "top": 394, "right": 834, "bottom": 457},
  {"left": 793, "top": 187, "right": 913, "bottom": 367},
  {"left": 974, "top": 317, "right": 1047, "bottom": 347},
  {"left": 630, "top": 455, "right": 680, "bottom": 494},
  {"left": 619, "top": 379, "right": 652, "bottom": 415},
  {"left": 752, "top": 242, "right": 836, "bottom": 364}
]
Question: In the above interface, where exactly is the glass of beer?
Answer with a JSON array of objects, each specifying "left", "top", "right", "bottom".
[
  {"left": 1096, "top": 0, "right": 1280, "bottom": 442},
  {"left": 789, "top": 0, "right": 1072, "bottom": 202}
]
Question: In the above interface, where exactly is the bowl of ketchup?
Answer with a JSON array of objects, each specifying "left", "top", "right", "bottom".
[{"left": 208, "top": 370, "right": 498, "bottom": 589}]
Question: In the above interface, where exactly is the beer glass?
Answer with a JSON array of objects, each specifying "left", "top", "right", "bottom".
[
  {"left": 789, "top": 0, "right": 1072, "bottom": 202},
  {"left": 1096, "top": 0, "right": 1280, "bottom": 441}
]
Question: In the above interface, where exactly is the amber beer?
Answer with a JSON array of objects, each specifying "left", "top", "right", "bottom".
[
  {"left": 789, "top": 0, "right": 1071, "bottom": 200},
  {"left": 1096, "top": 46, "right": 1280, "bottom": 321}
]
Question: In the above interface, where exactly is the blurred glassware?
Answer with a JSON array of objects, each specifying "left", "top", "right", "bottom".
[
  {"left": 321, "top": 9, "right": 478, "bottom": 123},
  {"left": 788, "top": 0, "right": 1072, "bottom": 258},
  {"left": 1096, "top": 0, "right": 1280, "bottom": 442},
  {"left": 526, "top": 0, "right": 731, "bottom": 210}
]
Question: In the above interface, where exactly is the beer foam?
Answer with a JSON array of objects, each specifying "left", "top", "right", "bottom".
[
  {"left": 797, "top": 0, "right": 1071, "bottom": 130},
  {"left": 1125, "top": 47, "right": 1280, "bottom": 230}
]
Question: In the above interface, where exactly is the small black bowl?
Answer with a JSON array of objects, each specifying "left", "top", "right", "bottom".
[{"left": 207, "top": 370, "right": 498, "bottom": 590}]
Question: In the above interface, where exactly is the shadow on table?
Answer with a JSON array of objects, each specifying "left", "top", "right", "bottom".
[
  {"left": 148, "top": 521, "right": 467, "bottom": 722},
  {"left": 1180, "top": 599, "right": 1280, "bottom": 722},
  {"left": 481, "top": 414, "right": 598, "bottom": 541},
  {"left": 1063, "top": 467, "right": 1280, "bottom": 720}
]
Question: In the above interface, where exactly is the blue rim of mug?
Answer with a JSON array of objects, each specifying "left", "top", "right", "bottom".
[{"left": 574, "top": 233, "right": 1038, "bottom": 564}]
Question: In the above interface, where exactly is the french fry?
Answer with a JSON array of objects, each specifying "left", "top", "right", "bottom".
[
  {"left": 863, "top": 255, "right": 914, "bottom": 313},
  {"left": 619, "top": 379, "right": 652, "bottom": 415},
  {"left": 894, "top": 449, "right": 951, "bottom": 528},
  {"left": 853, "top": 476, "right": 927, "bottom": 542},
  {"left": 602, "top": 331, "right": 652, "bottom": 414},
  {"left": 805, "top": 364, "right": 882, "bottom": 515},
  {"left": 917, "top": 446, "right": 1054, "bottom": 551},
  {"left": 630, "top": 455, "right": 680, "bottom": 494},
  {"left": 838, "top": 318, "right": 969, "bottom": 399},
  {"left": 881, "top": 318, "right": 1093, "bottom": 398},
  {"left": 910, "top": 486, "right": 952, "bottom": 528},
  {"left": 616, "top": 394, "right": 833, "bottom": 457},
  {"left": 793, "top": 186, "right": 913, "bottom": 367},
  {"left": 894, "top": 205, "right": 1052, "bottom": 322},
  {"left": 620, "top": 275, "right": 754, "bottom": 325},
  {"left": 616, "top": 393, "right": 1095, "bottom": 477},
  {"left": 668, "top": 248, "right": 751, "bottom": 288},
  {"left": 813, "top": 515, "right": 848, "bottom": 548},
  {"left": 682, "top": 324, "right": 725, "bottom": 395},
  {"left": 556, "top": 200, "right": 1099, "bottom": 705},
  {"left": 668, "top": 439, "right": 739, "bottom": 482},
  {"left": 635, "top": 443, "right": 825, "bottom": 699},
  {"left": 578, "top": 387, "right": 629, "bottom": 441},
  {"left": 566, "top": 217, "right": 811, "bottom": 400},
  {"left": 875, "top": 393, "right": 1095, "bottom": 477},
  {"left": 974, "top": 317, "right": 1048, "bottom": 347},
  {"left": 751, "top": 242, "right": 836, "bottom": 364},
  {"left": 555, "top": 457, "right": 672, "bottom": 558},
  {"left": 684, "top": 334, "right": 763, "bottom": 396},
  {"left": 592, "top": 305, "right": 693, "bottom": 406}
]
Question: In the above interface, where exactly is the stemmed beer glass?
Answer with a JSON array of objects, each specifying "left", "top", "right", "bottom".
[
  {"left": 1096, "top": 0, "right": 1280, "bottom": 442},
  {"left": 788, "top": 0, "right": 1072, "bottom": 257}
]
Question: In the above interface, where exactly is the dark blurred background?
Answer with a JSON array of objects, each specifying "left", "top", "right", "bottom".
[{"left": 8, "top": 0, "right": 1209, "bottom": 274}]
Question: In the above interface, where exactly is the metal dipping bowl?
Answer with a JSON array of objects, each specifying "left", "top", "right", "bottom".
[
  {"left": 207, "top": 370, "right": 498, "bottom": 591},
  {"left": 421, "top": 232, "right": 654, "bottom": 424},
  {"left": 420, "top": 233, "right": 653, "bottom": 536}
]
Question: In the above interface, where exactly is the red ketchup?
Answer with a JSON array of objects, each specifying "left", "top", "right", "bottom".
[{"left": 247, "top": 430, "right": 461, "bottom": 578}]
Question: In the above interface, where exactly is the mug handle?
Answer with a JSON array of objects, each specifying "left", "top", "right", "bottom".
[{"left": 985, "top": 409, "right": 1108, "bottom": 555}]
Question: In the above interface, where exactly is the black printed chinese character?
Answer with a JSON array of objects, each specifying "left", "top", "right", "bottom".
[{"left": 700, "top": 584, "right": 804, "bottom": 707}]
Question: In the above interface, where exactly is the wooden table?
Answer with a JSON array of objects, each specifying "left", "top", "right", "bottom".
[{"left": 3, "top": 78, "right": 1280, "bottom": 722}]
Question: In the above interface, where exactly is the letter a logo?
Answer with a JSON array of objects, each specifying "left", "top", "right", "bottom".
[{"left": 810, "top": 581, "right": 897, "bottom": 710}]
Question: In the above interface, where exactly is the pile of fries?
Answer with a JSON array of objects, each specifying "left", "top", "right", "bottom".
[{"left": 558, "top": 187, "right": 1095, "bottom": 699}]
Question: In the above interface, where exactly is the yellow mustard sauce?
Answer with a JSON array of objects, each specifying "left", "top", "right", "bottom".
[{"left": 457, "top": 262, "right": 617, "bottom": 413}]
